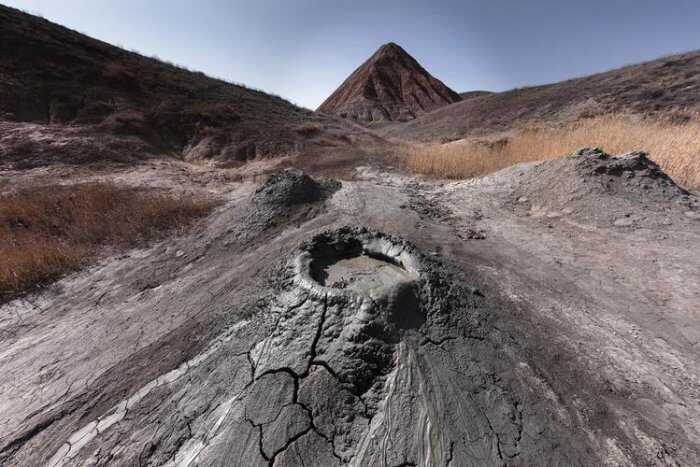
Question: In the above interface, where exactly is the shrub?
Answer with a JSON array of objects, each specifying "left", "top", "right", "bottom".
[
  {"left": 102, "top": 61, "right": 134, "bottom": 80},
  {"left": 403, "top": 114, "right": 700, "bottom": 190},
  {"left": 294, "top": 122, "right": 324, "bottom": 137},
  {"left": 0, "top": 183, "right": 216, "bottom": 301}
]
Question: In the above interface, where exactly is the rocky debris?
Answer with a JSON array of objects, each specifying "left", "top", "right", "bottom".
[
  {"left": 402, "top": 179, "right": 488, "bottom": 241},
  {"left": 401, "top": 181, "right": 453, "bottom": 222},
  {"left": 507, "top": 147, "right": 698, "bottom": 227},
  {"left": 318, "top": 43, "right": 461, "bottom": 122},
  {"left": 457, "top": 227, "right": 487, "bottom": 240},
  {"left": 234, "top": 169, "right": 341, "bottom": 240},
  {"left": 252, "top": 168, "right": 340, "bottom": 207},
  {"left": 613, "top": 214, "right": 642, "bottom": 227},
  {"left": 573, "top": 147, "right": 688, "bottom": 198}
]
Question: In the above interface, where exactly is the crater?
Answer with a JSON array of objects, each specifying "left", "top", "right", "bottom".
[
  {"left": 314, "top": 252, "right": 415, "bottom": 295},
  {"left": 295, "top": 228, "right": 420, "bottom": 298}
]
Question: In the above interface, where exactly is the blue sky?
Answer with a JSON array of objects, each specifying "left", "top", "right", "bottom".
[{"left": 5, "top": 0, "right": 700, "bottom": 109}]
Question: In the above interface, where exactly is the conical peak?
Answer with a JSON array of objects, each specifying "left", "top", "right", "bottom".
[
  {"left": 378, "top": 42, "right": 402, "bottom": 52},
  {"left": 374, "top": 42, "right": 409, "bottom": 58},
  {"left": 317, "top": 42, "right": 461, "bottom": 121}
]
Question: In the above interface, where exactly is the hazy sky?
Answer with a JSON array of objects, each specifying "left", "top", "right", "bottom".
[{"left": 5, "top": 0, "right": 700, "bottom": 109}]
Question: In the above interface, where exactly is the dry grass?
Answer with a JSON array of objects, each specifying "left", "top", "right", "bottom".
[
  {"left": 294, "top": 122, "right": 324, "bottom": 137},
  {"left": 0, "top": 183, "right": 216, "bottom": 300},
  {"left": 404, "top": 114, "right": 700, "bottom": 189}
]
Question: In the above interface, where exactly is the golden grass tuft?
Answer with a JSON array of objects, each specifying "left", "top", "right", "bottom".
[
  {"left": 403, "top": 114, "right": 700, "bottom": 190},
  {"left": 0, "top": 183, "right": 216, "bottom": 300}
]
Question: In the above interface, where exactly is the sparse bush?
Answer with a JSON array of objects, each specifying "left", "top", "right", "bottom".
[
  {"left": 295, "top": 122, "right": 324, "bottom": 137},
  {"left": 403, "top": 114, "right": 700, "bottom": 189},
  {"left": 0, "top": 183, "right": 217, "bottom": 301},
  {"left": 102, "top": 61, "right": 134, "bottom": 80}
]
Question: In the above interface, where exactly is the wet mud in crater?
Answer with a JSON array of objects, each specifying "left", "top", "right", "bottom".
[{"left": 304, "top": 232, "right": 419, "bottom": 297}]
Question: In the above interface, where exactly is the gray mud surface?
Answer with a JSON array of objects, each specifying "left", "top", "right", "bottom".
[
  {"left": 318, "top": 254, "right": 414, "bottom": 295},
  {"left": 1, "top": 156, "right": 699, "bottom": 466}
]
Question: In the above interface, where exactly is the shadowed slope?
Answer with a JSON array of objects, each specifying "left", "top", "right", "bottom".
[{"left": 0, "top": 5, "right": 375, "bottom": 167}]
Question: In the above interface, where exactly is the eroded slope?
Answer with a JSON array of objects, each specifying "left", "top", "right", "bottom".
[
  {"left": 0, "top": 6, "right": 377, "bottom": 169},
  {"left": 318, "top": 43, "right": 461, "bottom": 123}
]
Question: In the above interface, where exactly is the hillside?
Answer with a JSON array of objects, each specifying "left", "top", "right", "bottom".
[
  {"left": 318, "top": 42, "right": 461, "bottom": 122},
  {"left": 380, "top": 49, "right": 700, "bottom": 142},
  {"left": 459, "top": 90, "right": 493, "bottom": 99},
  {"left": 0, "top": 5, "right": 375, "bottom": 168}
]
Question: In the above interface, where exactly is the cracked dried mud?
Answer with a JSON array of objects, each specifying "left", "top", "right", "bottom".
[{"left": 1, "top": 156, "right": 699, "bottom": 466}]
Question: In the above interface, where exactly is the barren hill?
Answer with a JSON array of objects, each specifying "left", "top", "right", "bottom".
[
  {"left": 318, "top": 42, "right": 461, "bottom": 122},
  {"left": 380, "top": 50, "right": 700, "bottom": 142},
  {"left": 0, "top": 5, "right": 376, "bottom": 169}
]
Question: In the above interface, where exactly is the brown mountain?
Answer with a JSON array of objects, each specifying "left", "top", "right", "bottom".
[
  {"left": 0, "top": 5, "right": 377, "bottom": 169},
  {"left": 317, "top": 42, "right": 461, "bottom": 123},
  {"left": 379, "top": 50, "right": 700, "bottom": 142}
]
